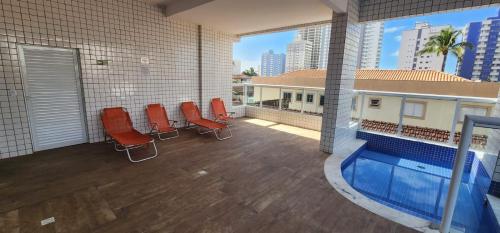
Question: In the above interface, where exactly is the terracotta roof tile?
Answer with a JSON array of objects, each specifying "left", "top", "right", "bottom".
[
  {"left": 260, "top": 69, "right": 470, "bottom": 82},
  {"left": 355, "top": 69, "right": 471, "bottom": 82},
  {"left": 251, "top": 69, "right": 500, "bottom": 98}
]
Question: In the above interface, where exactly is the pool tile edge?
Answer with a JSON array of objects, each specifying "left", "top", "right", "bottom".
[{"left": 324, "top": 139, "right": 438, "bottom": 233}]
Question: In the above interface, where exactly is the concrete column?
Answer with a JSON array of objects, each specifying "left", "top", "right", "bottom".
[{"left": 320, "top": 0, "right": 361, "bottom": 154}]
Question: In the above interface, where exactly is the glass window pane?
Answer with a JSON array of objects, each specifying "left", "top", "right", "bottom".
[
  {"left": 232, "top": 86, "right": 243, "bottom": 106},
  {"left": 246, "top": 86, "right": 260, "bottom": 106},
  {"left": 281, "top": 88, "right": 303, "bottom": 113}
]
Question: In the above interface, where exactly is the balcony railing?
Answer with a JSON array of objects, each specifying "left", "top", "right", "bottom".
[
  {"left": 352, "top": 90, "right": 497, "bottom": 150},
  {"left": 239, "top": 84, "right": 325, "bottom": 115},
  {"left": 234, "top": 84, "right": 498, "bottom": 150}
]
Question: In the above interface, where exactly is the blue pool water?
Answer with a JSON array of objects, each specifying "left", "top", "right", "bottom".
[{"left": 342, "top": 132, "right": 496, "bottom": 233}]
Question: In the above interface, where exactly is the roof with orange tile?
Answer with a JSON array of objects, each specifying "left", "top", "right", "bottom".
[
  {"left": 355, "top": 69, "right": 471, "bottom": 82},
  {"left": 252, "top": 69, "right": 500, "bottom": 98},
  {"left": 258, "top": 69, "right": 471, "bottom": 82}
]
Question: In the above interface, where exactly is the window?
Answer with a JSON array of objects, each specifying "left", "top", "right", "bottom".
[
  {"left": 247, "top": 86, "right": 254, "bottom": 97},
  {"left": 404, "top": 101, "right": 426, "bottom": 119},
  {"left": 319, "top": 95, "right": 325, "bottom": 106},
  {"left": 460, "top": 105, "right": 489, "bottom": 121},
  {"left": 306, "top": 94, "right": 314, "bottom": 103},
  {"left": 283, "top": 92, "right": 292, "bottom": 101},
  {"left": 232, "top": 86, "right": 244, "bottom": 106},
  {"left": 351, "top": 96, "right": 357, "bottom": 111},
  {"left": 369, "top": 98, "right": 381, "bottom": 108},
  {"left": 296, "top": 93, "right": 303, "bottom": 102}
]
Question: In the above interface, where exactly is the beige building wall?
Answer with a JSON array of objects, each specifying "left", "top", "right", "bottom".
[{"left": 351, "top": 95, "right": 494, "bottom": 134}]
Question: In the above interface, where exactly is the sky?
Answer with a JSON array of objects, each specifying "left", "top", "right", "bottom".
[{"left": 233, "top": 6, "right": 499, "bottom": 74}]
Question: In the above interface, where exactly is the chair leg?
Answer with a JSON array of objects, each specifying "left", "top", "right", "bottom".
[
  {"left": 214, "top": 127, "right": 232, "bottom": 141},
  {"left": 197, "top": 127, "right": 211, "bottom": 135},
  {"left": 124, "top": 140, "right": 158, "bottom": 163},
  {"left": 157, "top": 129, "right": 179, "bottom": 140}
]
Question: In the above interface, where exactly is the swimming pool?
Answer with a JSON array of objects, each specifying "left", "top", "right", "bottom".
[{"left": 341, "top": 132, "right": 495, "bottom": 233}]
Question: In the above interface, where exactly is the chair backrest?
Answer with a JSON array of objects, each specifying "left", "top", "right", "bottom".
[
  {"left": 211, "top": 98, "right": 228, "bottom": 118},
  {"left": 180, "top": 101, "right": 202, "bottom": 122},
  {"left": 101, "top": 107, "right": 134, "bottom": 134},
  {"left": 146, "top": 104, "right": 170, "bottom": 129}
]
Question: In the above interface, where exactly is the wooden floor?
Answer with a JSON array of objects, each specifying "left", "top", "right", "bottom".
[{"left": 0, "top": 118, "right": 416, "bottom": 233}]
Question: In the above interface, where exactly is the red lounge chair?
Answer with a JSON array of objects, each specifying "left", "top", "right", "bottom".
[
  {"left": 146, "top": 104, "right": 179, "bottom": 140},
  {"left": 180, "top": 101, "right": 232, "bottom": 140},
  {"left": 101, "top": 107, "right": 158, "bottom": 162},
  {"left": 211, "top": 98, "right": 235, "bottom": 125}
]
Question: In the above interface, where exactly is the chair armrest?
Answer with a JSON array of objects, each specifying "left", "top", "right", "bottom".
[
  {"left": 168, "top": 120, "right": 178, "bottom": 128},
  {"left": 149, "top": 122, "right": 159, "bottom": 133}
]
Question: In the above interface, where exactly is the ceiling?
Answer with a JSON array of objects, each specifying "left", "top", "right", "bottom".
[{"left": 148, "top": 0, "right": 344, "bottom": 36}]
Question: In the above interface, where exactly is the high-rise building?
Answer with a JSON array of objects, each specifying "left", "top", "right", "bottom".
[
  {"left": 398, "top": 22, "right": 447, "bottom": 71},
  {"left": 285, "top": 40, "right": 313, "bottom": 72},
  {"left": 298, "top": 22, "right": 383, "bottom": 70},
  {"left": 232, "top": 60, "right": 241, "bottom": 75},
  {"left": 357, "top": 22, "right": 384, "bottom": 69},
  {"left": 297, "top": 25, "right": 330, "bottom": 69},
  {"left": 260, "top": 50, "right": 286, "bottom": 77},
  {"left": 457, "top": 11, "right": 500, "bottom": 82}
]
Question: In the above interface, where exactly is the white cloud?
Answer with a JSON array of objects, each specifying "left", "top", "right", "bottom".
[
  {"left": 395, "top": 35, "right": 402, "bottom": 42},
  {"left": 391, "top": 50, "right": 399, "bottom": 57},
  {"left": 385, "top": 26, "right": 405, "bottom": 33}
]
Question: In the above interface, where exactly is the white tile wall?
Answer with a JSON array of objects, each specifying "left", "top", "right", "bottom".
[
  {"left": 232, "top": 105, "right": 246, "bottom": 118},
  {"left": 0, "top": 0, "right": 234, "bottom": 158},
  {"left": 359, "top": 0, "right": 497, "bottom": 22},
  {"left": 201, "top": 26, "right": 235, "bottom": 118},
  {"left": 320, "top": 0, "right": 361, "bottom": 154}
]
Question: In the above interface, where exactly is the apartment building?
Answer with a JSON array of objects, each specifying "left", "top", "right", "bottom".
[
  {"left": 260, "top": 50, "right": 286, "bottom": 76},
  {"left": 233, "top": 60, "right": 241, "bottom": 75},
  {"left": 458, "top": 11, "right": 500, "bottom": 81},
  {"left": 357, "top": 22, "right": 384, "bottom": 69},
  {"left": 398, "top": 22, "right": 448, "bottom": 71},
  {"left": 285, "top": 40, "right": 313, "bottom": 72},
  {"left": 297, "top": 22, "right": 383, "bottom": 70},
  {"left": 297, "top": 24, "right": 330, "bottom": 69}
]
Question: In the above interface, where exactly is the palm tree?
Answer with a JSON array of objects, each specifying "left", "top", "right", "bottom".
[
  {"left": 242, "top": 67, "right": 258, "bottom": 76},
  {"left": 417, "top": 27, "right": 473, "bottom": 72}
]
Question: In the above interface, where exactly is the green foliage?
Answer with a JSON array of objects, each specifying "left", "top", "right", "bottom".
[
  {"left": 417, "top": 27, "right": 473, "bottom": 71},
  {"left": 242, "top": 67, "right": 258, "bottom": 76}
]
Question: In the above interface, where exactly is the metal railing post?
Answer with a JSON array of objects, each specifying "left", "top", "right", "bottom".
[
  {"left": 448, "top": 99, "right": 461, "bottom": 145},
  {"left": 278, "top": 88, "right": 282, "bottom": 110},
  {"left": 358, "top": 93, "right": 366, "bottom": 130},
  {"left": 243, "top": 85, "right": 247, "bottom": 106},
  {"left": 301, "top": 88, "right": 305, "bottom": 114},
  {"left": 397, "top": 96, "right": 407, "bottom": 135},
  {"left": 440, "top": 116, "right": 474, "bottom": 233},
  {"left": 440, "top": 115, "right": 500, "bottom": 233},
  {"left": 259, "top": 87, "right": 263, "bottom": 108}
]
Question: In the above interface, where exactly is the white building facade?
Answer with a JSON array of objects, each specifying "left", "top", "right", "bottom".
[
  {"left": 298, "top": 22, "right": 383, "bottom": 70},
  {"left": 285, "top": 40, "right": 313, "bottom": 72},
  {"left": 398, "top": 22, "right": 447, "bottom": 71},
  {"left": 232, "top": 60, "right": 241, "bottom": 75},
  {"left": 297, "top": 24, "right": 331, "bottom": 69},
  {"left": 357, "top": 22, "right": 384, "bottom": 69}
]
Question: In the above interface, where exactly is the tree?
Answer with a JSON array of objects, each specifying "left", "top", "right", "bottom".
[
  {"left": 417, "top": 27, "right": 473, "bottom": 72},
  {"left": 242, "top": 67, "right": 258, "bottom": 76}
]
